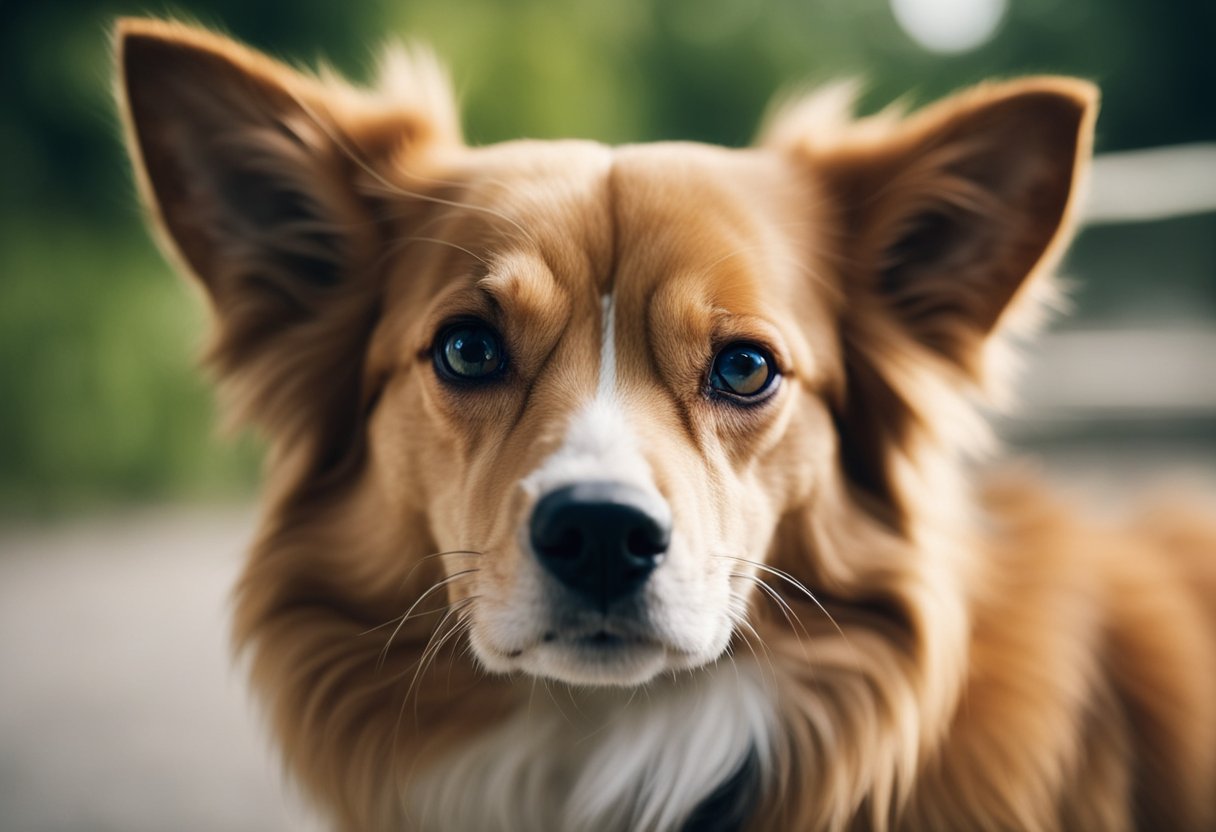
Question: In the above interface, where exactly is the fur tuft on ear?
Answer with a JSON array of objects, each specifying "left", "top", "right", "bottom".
[
  {"left": 766, "top": 78, "right": 1098, "bottom": 378},
  {"left": 766, "top": 79, "right": 1096, "bottom": 526},
  {"left": 115, "top": 18, "right": 460, "bottom": 478}
]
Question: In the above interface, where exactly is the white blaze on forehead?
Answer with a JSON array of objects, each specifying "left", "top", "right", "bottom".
[
  {"left": 597, "top": 293, "right": 617, "bottom": 400},
  {"left": 520, "top": 292, "right": 656, "bottom": 498}
]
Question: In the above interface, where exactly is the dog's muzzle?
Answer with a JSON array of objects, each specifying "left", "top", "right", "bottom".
[{"left": 529, "top": 482, "right": 671, "bottom": 607}]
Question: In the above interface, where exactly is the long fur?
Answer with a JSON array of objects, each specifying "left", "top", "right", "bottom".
[{"left": 117, "top": 19, "right": 1216, "bottom": 831}]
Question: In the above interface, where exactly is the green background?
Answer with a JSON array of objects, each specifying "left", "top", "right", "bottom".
[{"left": 2, "top": 0, "right": 1213, "bottom": 516}]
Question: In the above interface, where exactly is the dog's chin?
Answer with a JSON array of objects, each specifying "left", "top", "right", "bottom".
[
  {"left": 526, "top": 635, "right": 671, "bottom": 686},
  {"left": 471, "top": 628, "right": 724, "bottom": 687}
]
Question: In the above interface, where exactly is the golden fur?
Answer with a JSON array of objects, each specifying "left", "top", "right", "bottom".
[{"left": 117, "top": 18, "right": 1216, "bottom": 831}]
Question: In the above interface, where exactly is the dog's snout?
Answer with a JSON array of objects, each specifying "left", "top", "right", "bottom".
[{"left": 530, "top": 482, "right": 671, "bottom": 604}]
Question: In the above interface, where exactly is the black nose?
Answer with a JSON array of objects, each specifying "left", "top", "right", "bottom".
[{"left": 529, "top": 482, "right": 671, "bottom": 606}]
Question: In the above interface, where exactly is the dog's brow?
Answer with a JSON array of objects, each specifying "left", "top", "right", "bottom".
[{"left": 475, "top": 257, "right": 567, "bottom": 322}]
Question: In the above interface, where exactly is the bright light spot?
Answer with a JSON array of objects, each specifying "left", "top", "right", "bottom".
[{"left": 890, "top": 0, "right": 1007, "bottom": 53}]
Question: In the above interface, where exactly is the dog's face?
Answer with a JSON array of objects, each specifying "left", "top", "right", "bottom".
[
  {"left": 120, "top": 21, "right": 1094, "bottom": 687},
  {"left": 366, "top": 142, "right": 840, "bottom": 683}
]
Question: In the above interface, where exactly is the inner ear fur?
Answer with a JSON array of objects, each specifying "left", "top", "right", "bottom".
[
  {"left": 798, "top": 78, "right": 1098, "bottom": 372},
  {"left": 767, "top": 79, "right": 1096, "bottom": 526},
  {"left": 117, "top": 19, "right": 459, "bottom": 472}
]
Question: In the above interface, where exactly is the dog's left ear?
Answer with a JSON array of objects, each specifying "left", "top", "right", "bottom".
[{"left": 769, "top": 79, "right": 1098, "bottom": 373}]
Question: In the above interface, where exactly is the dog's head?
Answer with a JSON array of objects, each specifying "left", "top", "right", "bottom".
[{"left": 119, "top": 20, "right": 1095, "bottom": 688}]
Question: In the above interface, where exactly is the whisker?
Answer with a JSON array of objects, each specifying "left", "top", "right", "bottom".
[
  {"left": 392, "top": 596, "right": 477, "bottom": 736},
  {"left": 717, "top": 554, "right": 851, "bottom": 646},
  {"left": 563, "top": 683, "right": 593, "bottom": 720},
  {"left": 284, "top": 88, "right": 542, "bottom": 253},
  {"left": 369, "top": 179, "right": 540, "bottom": 252},
  {"left": 722, "top": 640, "right": 744, "bottom": 694},
  {"left": 406, "top": 235, "right": 491, "bottom": 266},
  {"left": 542, "top": 678, "right": 576, "bottom": 727},
  {"left": 731, "top": 571, "right": 812, "bottom": 660},
  {"left": 396, "top": 550, "right": 484, "bottom": 596},
  {"left": 360, "top": 599, "right": 458, "bottom": 639},
  {"left": 731, "top": 614, "right": 779, "bottom": 689},
  {"left": 723, "top": 586, "right": 778, "bottom": 687},
  {"left": 375, "top": 568, "right": 480, "bottom": 671},
  {"left": 408, "top": 609, "right": 474, "bottom": 722},
  {"left": 370, "top": 229, "right": 489, "bottom": 275}
]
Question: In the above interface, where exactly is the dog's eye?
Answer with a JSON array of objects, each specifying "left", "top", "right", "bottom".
[
  {"left": 709, "top": 343, "right": 778, "bottom": 399},
  {"left": 435, "top": 322, "right": 505, "bottom": 381}
]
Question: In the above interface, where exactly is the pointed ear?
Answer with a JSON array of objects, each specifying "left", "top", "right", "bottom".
[
  {"left": 117, "top": 18, "right": 458, "bottom": 314},
  {"left": 774, "top": 79, "right": 1098, "bottom": 373},
  {"left": 116, "top": 18, "right": 459, "bottom": 459}
]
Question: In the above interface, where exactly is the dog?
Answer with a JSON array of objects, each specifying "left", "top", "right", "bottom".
[{"left": 117, "top": 18, "right": 1216, "bottom": 831}]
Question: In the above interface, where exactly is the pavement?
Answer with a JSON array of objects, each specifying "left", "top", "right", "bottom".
[{"left": 0, "top": 509, "right": 323, "bottom": 832}]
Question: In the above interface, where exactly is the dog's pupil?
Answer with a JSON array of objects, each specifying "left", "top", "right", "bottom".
[
  {"left": 457, "top": 336, "right": 489, "bottom": 364},
  {"left": 719, "top": 347, "right": 768, "bottom": 395},
  {"left": 445, "top": 327, "right": 500, "bottom": 377}
]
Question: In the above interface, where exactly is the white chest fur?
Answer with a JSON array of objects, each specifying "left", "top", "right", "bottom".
[{"left": 404, "top": 664, "right": 774, "bottom": 832}]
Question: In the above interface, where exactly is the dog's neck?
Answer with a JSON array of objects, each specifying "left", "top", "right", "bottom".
[{"left": 403, "top": 662, "right": 775, "bottom": 832}]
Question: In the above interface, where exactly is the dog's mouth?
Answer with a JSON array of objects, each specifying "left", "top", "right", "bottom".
[
  {"left": 533, "top": 627, "right": 670, "bottom": 686},
  {"left": 494, "top": 630, "right": 653, "bottom": 656},
  {"left": 545, "top": 627, "right": 651, "bottom": 649},
  {"left": 477, "top": 619, "right": 686, "bottom": 686}
]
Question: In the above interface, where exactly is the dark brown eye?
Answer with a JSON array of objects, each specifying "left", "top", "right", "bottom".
[
  {"left": 709, "top": 343, "right": 778, "bottom": 399},
  {"left": 435, "top": 322, "right": 505, "bottom": 381}
]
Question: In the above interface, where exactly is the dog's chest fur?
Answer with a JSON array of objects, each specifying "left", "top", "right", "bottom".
[{"left": 404, "top": 664, "right": 774, "bottom": 832}]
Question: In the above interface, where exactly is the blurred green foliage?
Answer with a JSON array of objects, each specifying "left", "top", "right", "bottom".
[{"left": 1, "top": 0, "right": 1213, "bottom": 515}]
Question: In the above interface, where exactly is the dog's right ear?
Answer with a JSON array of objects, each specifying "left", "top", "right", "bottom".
[{"left": 116, "top": 19, "right": 458, "bottom": 454}]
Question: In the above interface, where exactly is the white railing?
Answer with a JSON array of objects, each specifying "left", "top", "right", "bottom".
[
  {"left": 1083, "top": 143, "right": 1216, "bottom": 225},
  {"left": 1015, "top": 144, "right": 1216, "bottom": 427}
]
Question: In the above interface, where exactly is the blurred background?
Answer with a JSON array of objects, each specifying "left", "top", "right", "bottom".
[{"left": 1, "top": 0, "right": 1213, "bottom": 829}]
